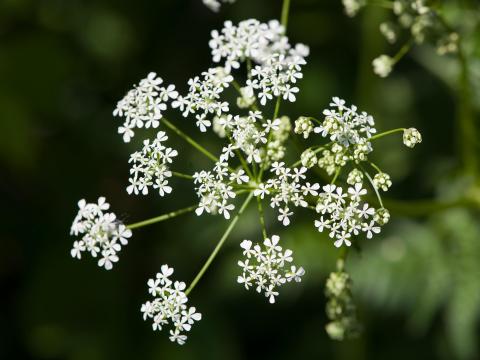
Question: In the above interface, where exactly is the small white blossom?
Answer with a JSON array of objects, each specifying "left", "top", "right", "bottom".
[
  {"left": 141, "top": 265, "right": 201, "bottom": 345},
  {"left": 403, "top": 127, "right": 422, "bottom": 148},
  {"left": 127, "top": 131, "right": 177, "bottom": 197},
  {"left": 237, "top": 235, "right": 304, "bottom": 303},
  {"left": 314, "top": 98, "right": 377, "bottom": 174},
  {"left": 372, "top": 55, "right": 394, "bottom": 78},
  {"left": 314, "top": 184, "right": 383, "bottom": 247},
  {"left": 70, "top": 197, "right": 132, "bottom": 269},
  {"left": 373, "top": 172, "right": 392, "bottom": 192},
  {"left": 256, "top": 162, "right": 316, "bottom": 226},
  {"left": 113, "top": 72, "right": 177, "bottom": 142}
]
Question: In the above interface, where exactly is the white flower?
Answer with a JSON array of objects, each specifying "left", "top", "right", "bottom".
[
  {"left": 70, "top": 197, "right": 131, "bottom": 270},
  {"left": 373, "top": 172, "right": 392, "bottom": 192},
  {"left": 314, "top": 183, "right": 384, "bottom": 246},
  {"left": 113, "top": 72, "right": 176, "bottom": 142},
  {"left": 193, "top": 156, "right": 242, "bottom": 219},
  {"left": 258, "top": 162, "right": 315, "bottom": 226},
  {"left": 127, "top": 131, "right": 177, "bottom": 197},
  {"left": 403, "top": 128, "right": 422, "bottom": 148},
  {"left": 208, "top": 19, "right": 308, "bottom": 103},
  {"left": 372, "top": 55, "right": 393, "bottom": 78},
  {"left": 237, "top": 235, "right": 304, "bottom": 303},
  {"left": 141, "top": 265, "right": 201, "bottom": 345}
]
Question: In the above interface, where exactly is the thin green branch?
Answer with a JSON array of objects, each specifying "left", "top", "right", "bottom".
[
  {"left": 370, "top": 128, "right": 405, "bottom": 141},
  {"left": 185, "top": 192, "right": 254, "bottom": 296},
  {"left": 126, "top": 205, "right": 197, "bottom": 230},
  {"left": 162, "top": 118, "right": 219, "bottom": 163},
  {"left": 281, "top": 0, "right": 291, "bottom": 30},
  {"left": 256, "top": 196, "right": 268, "bottom": 239},
  {"left": 172, "top": 172, "right": 193, "bottom": 180}
]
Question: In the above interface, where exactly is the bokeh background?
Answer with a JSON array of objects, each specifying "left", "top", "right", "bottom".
[{"left": 1, "top": 0, "right": 480, "bottom": 359}]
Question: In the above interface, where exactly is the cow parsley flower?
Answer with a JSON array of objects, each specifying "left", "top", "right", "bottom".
[
  {"left": 141, "top": 265, "right": 202, "bottom": 345},
  {"left": 372, "top": 55, "right": 394, "bottom": 78},
  {"left": 237, "top": 235, "right": 305, "bottom": 303},
  {"left": 127, "top": 131, "right": 178, "bottom": 196},
  {"left": 373, "top": 172, "right": 392, "bottom": 192},
  {"left": 314, "top": 98, "right": 377, "bottom": 174},
  {"left": 314, "top": 183, "right": 381, "bottom": 247},
  {"left": 255, "top": 162, "right": 319, "bottom": 226},
  {"left": 403, "top": 127, "right": 422, "bottom": 148},
  {"left": 70, "top": 197, "right": 132, "bottom": 270},
  {"left": 294, "top": 116, "right": 314, "bottom": 139},
  {"left": 172, "top": 67, "right": 233, "bottom": 132},
  {"left": 209, "top": 19, "right": 308, "bottom": 105},
  {"left": 193, "top": 148, "right": 250, "bottom": 219},
  {"left": 113, "top": 72, "right": 178, "bottom": 142}
]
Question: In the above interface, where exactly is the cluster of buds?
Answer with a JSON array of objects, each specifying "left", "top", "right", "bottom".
[{"left": 325, "top": 263, "right": 361, "bottom": 340}]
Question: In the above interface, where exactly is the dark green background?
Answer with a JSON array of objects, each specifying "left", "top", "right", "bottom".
[{"left": 2, "top": 0, "right": 479, "bottom": 359}]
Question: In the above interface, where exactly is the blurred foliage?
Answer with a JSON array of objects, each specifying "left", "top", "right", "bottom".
[{"left": 1, "top": 0, "right": 479, "bottom": 359}]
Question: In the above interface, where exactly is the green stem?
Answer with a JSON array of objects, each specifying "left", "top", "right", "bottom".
[
  {"left": 126, "top": 205, "right": 197, "bottom": 230},
  {"left": 363, "top": 170, "right": 384, "bottom": 208},
  {"left": 370, "top": 128, "right": 405, "bottom": 141},
  {"left": 331, "top": 167, "right": 342, "bottom": 184},
  {"left": 281, "top": 0, "right": 291, "bottom": 30},
  {"left": 185, "top": 192, "right": 254, "bottom": 296},
  {"left": 273, "top": 96, "right": 281, "bottom": 120},
  {"left": 256, "top": 196, "right": 268, "bottom": 239},
  {"left": 392, "top": 39, "right": 413, "bottom": 64},
  {"left": 162, "top": 118, "right": 219, "bottom": 163},
  {"left": 172, "top": 172, "right": 193, "bottom": 180}
]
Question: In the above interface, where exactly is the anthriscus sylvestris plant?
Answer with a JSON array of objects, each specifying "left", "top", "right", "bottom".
[{"left": 70, "top": 0, "right": 422, "bottom": 344}]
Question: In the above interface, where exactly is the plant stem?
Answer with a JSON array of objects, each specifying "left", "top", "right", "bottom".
[
  {"left": 162, "top": 118, "right": 219, "bottom": 163},
  {"left": 273, "top": 96, "right": 281, "bottom": 120},
  {"left": 256, "top": 196, "right": 268, "bottom": 239},
  {"left": 364, "top": 170, "right": 384, "bottom": 208},
  {"left": 172, "top": 171, "right": 193, "bottom": 180},
  {"left": 392, "top": 39, "right": 413, "bottom": 64},
  {"left": 126, "top": 205, "right": 197, "bottom": 230},
  {"left": 185, "top": 192, "right": 254, "bottom": 296},
  {"left": 370, "top": 128, "right": 405, "bottom": 141},
  {"left": 331, "top": 167, "right": 342, "bottom": 184},
  {"left": 281, "top": 0, "right": 291, "bottom": 30}
]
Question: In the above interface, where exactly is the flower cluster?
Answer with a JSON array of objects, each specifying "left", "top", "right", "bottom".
[
  {"left": 312, "top": 97, "right": 376, "bottom": 175},
  {"left": 173, "top": 68, "right": 233, "bottom": 132},
  {"left": 403, "top": 127, "right": 422, "bottom": 148},
  {"left": 372, "top": 55, "right": 394, "bottom": 78},
  {"left": 113, "top": 72, "right": 178, "bottom": 142},
  {"left": 127, "top": 131, "right": 178, "bottom": 196},
  {"left": 209, "top": 19, "right": 308, "bottom": 104},
  {"left": 237, "top": 235, "right": 305, "bottom": 303},
  {"left": 314, "top": 183, "right": 383, "bottom": 247},
  {"left": 255, "top": 162, "right": 319, "bottom": 226},
  {"left": 202, "top": 0, "right": 236, "bottom": 12},
  {"left": 141, "top": 265, "right": 202, "bottom": 345},
  {"left": 325, "top": 268, "right": 361, "bottom": 340},
  {"left": 70, "top": 197, "right": 132, "bottom": 270},
  {"left": 193, "top": 151, "right": 249, "bottom": 219}
]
